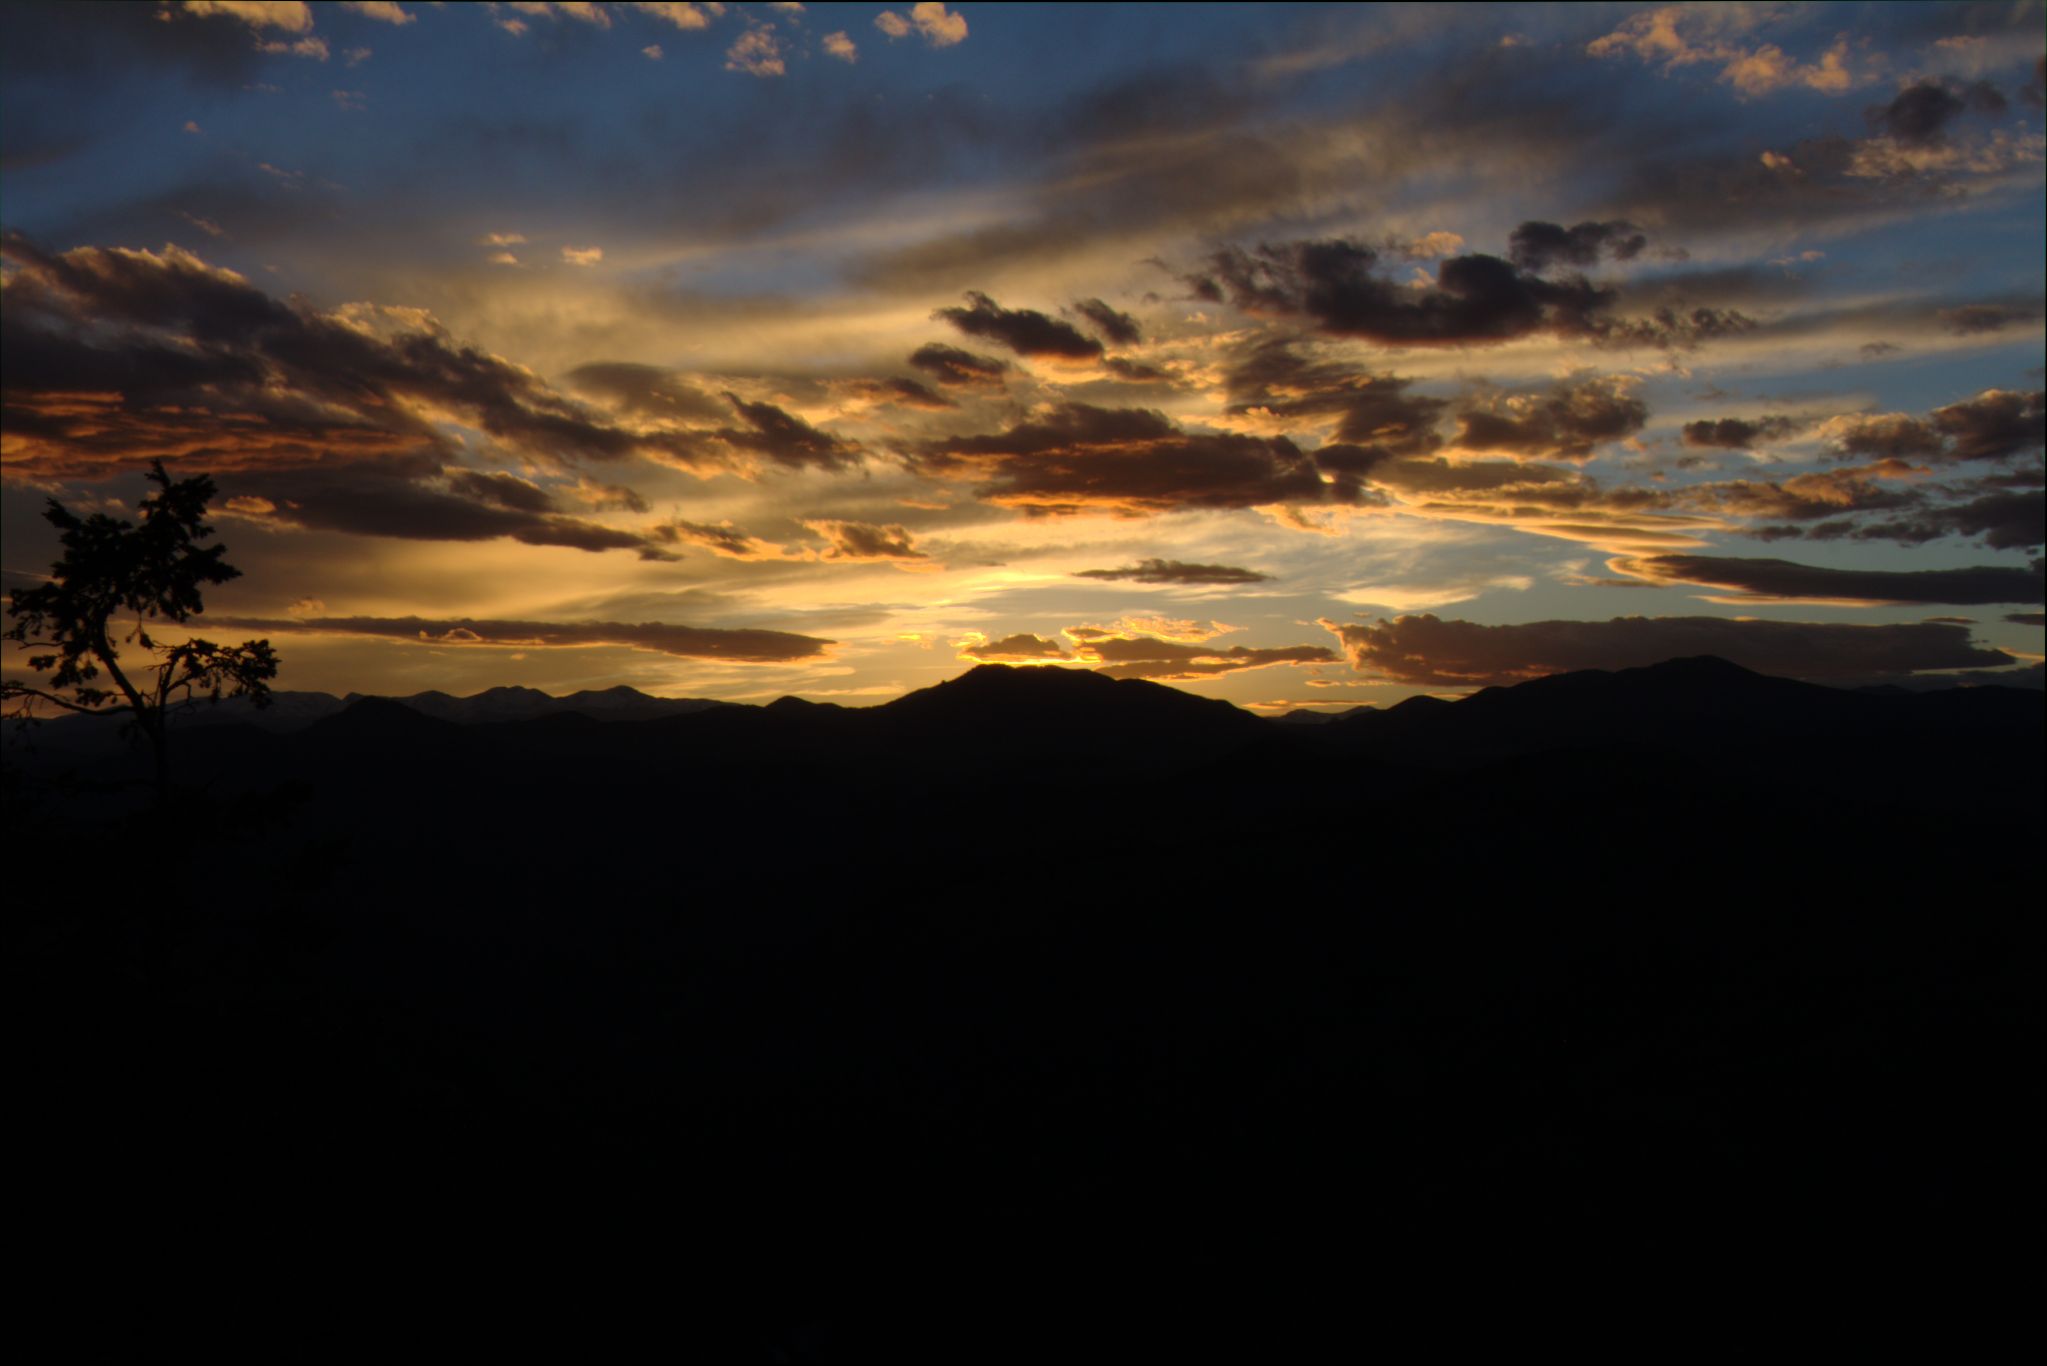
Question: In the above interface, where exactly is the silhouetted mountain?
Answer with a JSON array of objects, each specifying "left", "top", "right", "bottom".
[
  {"left": 339, "top": 682, "right": 725, "bottom": 725},
  {"left": 1271, "top": 705, "right": 1370, "bottom": 724},
  {"left": 10, "top": 656, "right": 2041, "bottom": 1362}
]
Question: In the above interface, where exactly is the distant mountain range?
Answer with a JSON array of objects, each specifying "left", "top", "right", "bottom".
[
  {"left": 10, "top": 652, "right": 2037, "bottom": 749},
  {"left": 5, "top": 680, "right": 729, "bottom": 745},
  {"left": 11, "top": 656, "right": 2039, "bottom": 815},
  {"left": 13, "top": 652, "right": 2041, "bottom": 1361}
]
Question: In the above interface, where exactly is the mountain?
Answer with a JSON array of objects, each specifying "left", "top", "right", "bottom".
[
  {"left": 12, "top": 653, "right": 2041, "bottom": 1361},
  {"left": 339, "top": 683, "right": 726, "bottom": 725}
]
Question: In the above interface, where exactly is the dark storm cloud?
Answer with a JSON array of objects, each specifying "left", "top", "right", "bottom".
[
  {"left": 1683, "top": 416, "right": 1801, "bottom": 450},
  {"left": 1221, "top": 340, "right": 1445, "bottom": 453},
  {"left": 915, "top": 403, "right": 1353, "bottom": 516},
  {"left": 1867, "top": 80, "right": 2007, "bottom": 145},
  {"left": 563, "top": 363, "right": 731, "bottom": 422},
  {"left": 0, "top": 234, "right": 724, "bottom": 479},
  {"left": 209, "top": 615, "right": 834, "bottom": 663},
  {"left": 1320, "top": 614, "right": 2015, "bottom": 687},
  {"left": 1454, "top": 376, "right": 1648, "bottom": 461},
  {"left": 1617, "top": 555, "right": 2045, "bottom": 606},
  {"left": 907, "top": 343, "right": 1010, "bottom": 388},
  {"left": 2007, "top": 612, "right": 2047, "bottom": 626},
  {"left": 1072, "top": 298, "right": 1143, "bottom": 346},
  {"left": 1506, "top": 220, "right": 1648, "bottom": 273},
  {"left": 1074, "top": 559, "right": 1272, "bottom": 585},
  {"left": 1187, "top": 238, "right": 1615, "bottom": 346},
  {"left": 933, "top": 291, "right": 1104, "bottom": 359}
]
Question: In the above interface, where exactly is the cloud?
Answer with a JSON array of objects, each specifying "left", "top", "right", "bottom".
[
  {"left": 907, "top": 343, "right": 1009, "bottom": 388},
  {"left": 563, "top": 362, "right": 729, "bottom": 422},
  {"left": 1868, "top": 79, "right": 2006, "bottom": 146},
  {"left": 216, "top": 462, "right": 674, "bottom": 557},
  {"left": 1188, "top": 239, "right": 1617, "bottom": 348},
  {"left": 1820, "top": 390, "right": 2045, "bottom": 464},
  {"left": 915, "top": 403, "right": 1361, "bottom": 517},
  {"left": 561, "top": 245, "right": 604, "bottom": 266},
  {"left": 1587, "top": 9, "right": 1857, "bottom": 98},
  {"left": 726, "top": 26, "right": 785, "bottom": 78},
  {"left": 179, "top": 2, "right": 313, "bottom": 32},
  {"left": 477, "top": 231, "right": 526, "bottom": 246},
  {"left": 651, "top": 520, "right": 777, "bottom": 559},
  {"left": 1940, "top": 304, "right": 2039, "bottom": 335},
  {"left": 1931, "top": 389, "right": 2047, "bottom": 463},
  {"left": 804, "top": 519, "right": 927, "bottom": 561},
  {"left": 1220, "top": 341, "right": 1444, "bottom": 453},
  {"left": 341, "top": 1, "right": 414, "bottom": 24},
  {"left": 957, "top": 632, "right": 1069, "bottom": 663},
  {"left": 1613, "top": 555, "right": 2045, "bottom": 606},
  {"left": 213, "top": 614, "right": 833, "bottom": 662},
  {"left": 822, "top": 31, "right": 857, "bottom": 63},
  {"left": 1506, "top": 220, "right": 1648, "bottom": 272},
  {"left": 507, "top": 2, "right": 611, "bottom": 28},
  {"left": 260, "top": 35, "right": 331, "bottom": 61},
  {"left": 1453, "top": 375, "right": 1648, "bottom": 461},
  {"left": 572, "top": 478, "right": 650, "bottom": 514},
  {"left": 1320, "top": 614, "right": 2013, "bottom": 687},
  {"left": 1066, "top": 617, "right": 1238, "bottom": 644},
  {"left": 934, "top": 291, "right": 1104, "bottom": 359},
  {"left": 843, "top": 376, "right": 956, "bottom": 410},
  {"left": 1074, "top": 559, "right": 1272, "bottom": 585},
  {"left": 1682, "top": 416, "right": 1801, "bottom": 451},
  {"left": 1069, "top": 632, "right": 1338, "bottom": 680},
  {"left": 1845, "top": 489, "right": 2046, "bottom": 551},
  {"left": 0, "top": 233, "right": 737, "bottom": 481},
  {"left": 445, "top": 469, "right": 555, "bottom": 514},
  {"left": 875, "top": 3, "right": 966, "bottom": 48},
  {"left": 714, "top": 394, "right": 862, "bottom": 471},
  {"left": 1396, "top": 231, "right": 1467, "bottom": 259},
  {"left": 2006, "top": 612, "right": 2047, "bottom": 627},
  {"left": 630, "top": 2, "right": 712, "bottom": 30},
  {"left": 1072, "top": 298, "right": 1142, "bottom": 346},
  {"left": 1102, "top": 357, "right": 1173, "bottom": 384}
]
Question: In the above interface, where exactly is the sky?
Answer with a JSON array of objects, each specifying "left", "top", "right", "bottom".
[{"left": 3, "top": 1, "right": 2043, "bottom": 711}]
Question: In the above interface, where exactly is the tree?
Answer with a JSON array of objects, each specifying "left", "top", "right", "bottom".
[{"left": 3, "top": 460, "right": 280, "bottom": 806}]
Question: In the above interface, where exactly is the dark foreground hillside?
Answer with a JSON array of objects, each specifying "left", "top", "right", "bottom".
[{"left": 8, "top": 658, "right": 2043, "bottom": 1362}]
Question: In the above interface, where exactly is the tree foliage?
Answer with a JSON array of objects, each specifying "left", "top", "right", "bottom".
[{"left": 3, "top": 461, "right": 279, "bottom": 799}]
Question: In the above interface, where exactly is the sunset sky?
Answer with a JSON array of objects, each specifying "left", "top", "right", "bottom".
[{"left": 4, "top": 0, "right": 2043, "bottom": 709}]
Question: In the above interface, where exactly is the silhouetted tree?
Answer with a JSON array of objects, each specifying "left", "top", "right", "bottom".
[{"left": 3, "top": 461, "right": 279, "bottom": 806}]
